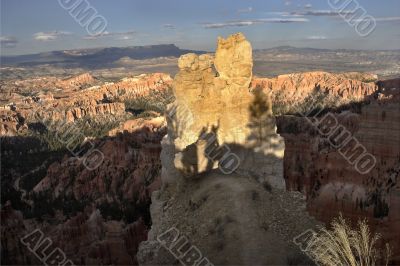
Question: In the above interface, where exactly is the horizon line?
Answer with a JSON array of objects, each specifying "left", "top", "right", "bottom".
[{"left": 1, "top": 43, "right": 400, "bottom": 58}]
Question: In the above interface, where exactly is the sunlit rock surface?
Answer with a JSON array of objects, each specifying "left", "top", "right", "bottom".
[{"left": 138, "top": 33, "right": 317, "bottom": 266}]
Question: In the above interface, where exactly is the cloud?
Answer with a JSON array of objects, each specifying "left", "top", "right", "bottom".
[
  {"left": 163, "top": 24, "right": 176, "bottom": 30},
  {"left": 305, "top": 4, "right": 312, "bottom": 9},
  {"left": 203, "top": 21, "right": 255, "bottom": 29},
  {"left": 33, "top": 31, "right": 71, "bottom": 41},
  {"left": 203, "top": 18, "right": 309, "bottom": 29},
  {"left": 373, "top": 16, "right": 400, "bottom": 22},
  {"left": 83, "top": 31, "right": 110, "bottom": 40},
  {"left": 238, "top": 7, "right": 253, "bottom": 13},
  {"left": 339, "top": 16, "right": 400, "bottom": 24},
  {"left": 83, "top": 30, "right": 135, "bottom": 40},
  {"left": 292, "top": 10, "right": 355, "bottom": 16},
  {"left": 118, "top": 35, "right": 134, "bottom": 40},
  {"left": 306, "top": 35, "right": 328, "bottom": 40},
  {"left": 256, "top": 18, "right": 309, "bottom": 23},
  {"left": 284, "top": 1, "right": 291, "bottom": 6},
  {"left": 267, "top": 11, "right": 304, "bottom": 17},
  {"left": 0, "top": 36, "right": 18, "bottom": 48}
]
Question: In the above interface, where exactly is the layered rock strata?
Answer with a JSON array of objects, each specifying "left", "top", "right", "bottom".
[
  {"left": 0, "top": 73, "right": 172, "bottom": 133},
  {"left": 252, "top": 71, "right": 378, "bottom": 108}
]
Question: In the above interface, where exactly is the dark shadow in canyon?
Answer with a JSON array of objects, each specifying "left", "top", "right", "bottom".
[
  {"left": 174, "top": 78, "right": 397, "bottom": 265},
  {"left": 247, "top": 86, "right": 275, "bottom": 145},
  {"left": 2, "top": 78, "right": 399, "bottom": 265},
  {"left": 1, "top": 124, "right": 166, "bottom": 265}
]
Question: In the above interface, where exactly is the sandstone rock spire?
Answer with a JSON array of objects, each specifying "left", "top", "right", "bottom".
[
  {"left": 170, "top": 32, "right": 254, "bottom": 152},
  {"left": 138, "top": 33, "right": 315, "bottom": 266},
  {"left": 167, "top": 33, "right": 284, "bottom": 186},
  {"left": 214, "top": 32, "right": 253, "bottom": 88}
]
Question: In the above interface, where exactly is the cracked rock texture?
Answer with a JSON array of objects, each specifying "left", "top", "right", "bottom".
[{"left": 170, "top": 33, "right": 254, "bottom": 151}]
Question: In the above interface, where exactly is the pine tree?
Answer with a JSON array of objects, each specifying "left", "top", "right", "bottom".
[{"left": 248, "top": 86, "right": 274, "bottom": 145}]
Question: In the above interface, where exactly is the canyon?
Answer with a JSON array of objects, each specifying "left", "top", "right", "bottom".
[
  {"left": 2, "top": 117, "right": 166, "bottom": 265},
  {"left": 276, "top": 83, "right": 400, "bottom": 263},
  {"left": 1, "top": 73, "right": 170, "bottom": 265},
  {"left": 1, "top": 33, "right": 399, "bottom": 265},
  {"left": 252, "top": 71, "right": 378, "bottom": 109}
]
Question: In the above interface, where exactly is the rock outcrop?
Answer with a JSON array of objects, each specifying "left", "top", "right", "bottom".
[
  {"left": 57, "top": 73, "right": 95, "bottom": 88},
  {"left": 170, "top": 33, "right": 284, "bottom": 184},
  {"left": 171, "top": 33, "right": 253, "bottom": 150},
  {"left": 49, "top": 209, "right": 149, "bottom": 265},
  {"left": 62, "top": 102, "right": 126, "bottom": 123},
  {"left": 103, "top": 73, "right": 172, "bottom": 101},
  {"left": 0, "top": 110, "right": 27, "bottom": 136},
  {"left": 138, "top": 33, "right": 318, "bottom": 265}
]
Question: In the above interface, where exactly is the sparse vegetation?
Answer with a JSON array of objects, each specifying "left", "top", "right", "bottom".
[
  {"left": 271, "top": 90, "right": 291, "bottom": 115},
  {"left": 249, "top": 86, "right": 275, "bottom": 144},
  {"left": 306, "top": 215, "right": 391, "bottom": 266},
  {"left": 262, "top": 180, "right": 272, "bottom": 192},
  {"left": 75, "top": 116, "right": 123, "bottom": 138},
  {"left": 98, "top": 198, "right": 152, "bottom": 225},
  {"left": 272, "top": 88, "right": 360, "bottom": 117},
  {"left": 121, "top": 86, "right": 175, "bottom": 114},
  {"left": 251, "top": 190, "right": 260, "bottom": 201},
  {"left": 26, "top": 114, "right": 126, "bottom": 151},
  {"left": 98, "top": 202, "right": 124, "bottom": 221}
]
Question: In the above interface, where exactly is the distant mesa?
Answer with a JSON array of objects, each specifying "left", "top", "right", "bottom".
[{"left": 1, "top": 44, "right": 205, "bottom": 68}]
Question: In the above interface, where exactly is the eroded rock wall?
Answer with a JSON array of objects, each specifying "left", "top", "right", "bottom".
[
  {"left": 277, "top": 87, "right": 400, "bottom": 262},
  {"left": 252, "top": 71, "right": 378, "bottom": 107},
  {"left": 0, "top": 73, "right": 172, "bottom": 132}
]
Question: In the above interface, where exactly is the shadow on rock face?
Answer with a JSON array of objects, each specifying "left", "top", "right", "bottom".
[{"left": 138, "top": 33, "right": 318, "bottom": 265}]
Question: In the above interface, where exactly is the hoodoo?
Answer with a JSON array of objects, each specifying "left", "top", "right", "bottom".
[{"left": 138, "top": 33, "right": 318, "bottom": 265}]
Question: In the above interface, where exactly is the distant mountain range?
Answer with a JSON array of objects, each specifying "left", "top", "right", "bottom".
[
  {"left": 3, "top": 44, "right": 399, "bottom": 69},
  {"left": 0, "top": 44, "right": 204, "bottom": 68},
  {"left": 1, "top": 45, "right": 399, "bottom": 78}
]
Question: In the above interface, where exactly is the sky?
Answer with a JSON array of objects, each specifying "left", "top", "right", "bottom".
[{"left": 1, "top": 0, "right": 400, "bottom": 56}]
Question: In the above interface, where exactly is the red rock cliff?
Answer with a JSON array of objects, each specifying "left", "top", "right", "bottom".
[{"left": 252, "top": 71, "right": 378, "bottom": 105}]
